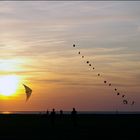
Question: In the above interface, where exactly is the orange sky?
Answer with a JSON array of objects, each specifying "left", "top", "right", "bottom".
[{"left": 0, "top": 2, "right": 140, "bottom": 111}]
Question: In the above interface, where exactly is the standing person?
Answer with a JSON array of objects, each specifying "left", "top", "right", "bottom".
[
  {"left": 50, "top": 108, "right": 56, "bottom": 126},
  {"left": 60, "top": 110, "right": 63, "bottom": 118},
  {"left": 71, "top": 108, "right": 77, "bottom": 127},
  {"left": 46, "top": 110, "right": 49, "bottom": 117}
]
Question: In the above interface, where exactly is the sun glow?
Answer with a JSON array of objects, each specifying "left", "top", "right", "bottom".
[
  {"left": 0, "top": 75, "right": 20, "bottom": 96},
  {"left": 0, "top": 58, "right": 25, "bottom": 72}
]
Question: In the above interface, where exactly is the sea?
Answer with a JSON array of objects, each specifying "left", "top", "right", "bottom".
[{"left": 0, "top": 111, "right": 140, "bottom": 115}]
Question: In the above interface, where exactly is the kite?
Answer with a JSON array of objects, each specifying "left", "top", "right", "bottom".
[
  {"left": 23, "top": 84, "right": 32, "bottom": 102},
  {"left": 123, "top": 100, "right": 128, "bottom": 104},
  {"left": 72, "top": 44, "right": 135, "bottom": 106},
  {"left": 122, "top": 95, "right": 125, "bottom": 98},
  {"left": 131, "top": 101, "right": 135, "bottom": 105},
  {"left": 117, "top": 93, "right": 120, "bottom": 96}
]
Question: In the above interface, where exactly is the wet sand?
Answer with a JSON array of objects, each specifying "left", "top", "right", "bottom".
[{"left": 0, "top": 114, "right": 139, "bottom": 139}]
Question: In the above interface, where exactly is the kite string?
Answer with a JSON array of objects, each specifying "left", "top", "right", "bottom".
[{"left": 73, "top": 44, "right": 134, "bottom": 106}]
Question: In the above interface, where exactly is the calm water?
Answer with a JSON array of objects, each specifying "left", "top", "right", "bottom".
[{"left": 1, "top": 111, "right": 140, "bottom": 114}]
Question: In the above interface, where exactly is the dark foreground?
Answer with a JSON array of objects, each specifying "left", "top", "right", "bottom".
[{"left": 0, "top": 114, "right": 139, "bottom": 139}]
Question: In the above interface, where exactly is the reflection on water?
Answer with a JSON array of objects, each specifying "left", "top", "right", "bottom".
[{"left": 2, "top": 111, "right": 12, "bottom": 114}]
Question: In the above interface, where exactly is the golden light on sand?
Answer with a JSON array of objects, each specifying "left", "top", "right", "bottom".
[{"left": 0, "top": 75, "right": 20, "bottom": 96}]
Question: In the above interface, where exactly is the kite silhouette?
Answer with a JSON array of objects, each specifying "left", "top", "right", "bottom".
[
  {"left": 23, "top": 84, "right": 32, "bottom": 102},
  {"left": 122, "top": 95, "right": 125, "bottom": 98},
  {"left": 117, "top": 93, "right": 120, "bottom": 96},
  {"left": 123, "top": 100, "right": 128, "bottom": 104},
  {"left": 131, "top": 101, "right": 135, "bottom": 105}
]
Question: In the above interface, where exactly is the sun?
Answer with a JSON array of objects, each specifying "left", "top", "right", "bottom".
[{"left": 0, "top": 75, "right": 20, "bottom": 96}]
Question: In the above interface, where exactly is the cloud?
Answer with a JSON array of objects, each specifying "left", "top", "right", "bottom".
[{"left": 0, "top": 2, "right": 140, "bottom": 110}]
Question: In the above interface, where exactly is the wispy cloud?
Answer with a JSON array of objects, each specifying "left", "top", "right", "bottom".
[{"left": 0, "top": 1, "right": 140, "bottom": 111}]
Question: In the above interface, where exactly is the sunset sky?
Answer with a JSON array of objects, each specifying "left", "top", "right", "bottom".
[{"left": 0, "top": 1, "right": 140, "bottom": 111}]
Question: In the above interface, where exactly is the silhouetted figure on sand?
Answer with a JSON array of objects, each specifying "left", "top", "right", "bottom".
[
  {"left": 71, "top": 108, "right": 77, "bottom": 127},
  {"left": 46, "top": 110, "right": 49, "bottom": 117},
  {"left": 60, "top": 110, "right": 63, "bottom": 118},
  {"left": 50, "top": 108, "right": 56, "bottom": 126}
]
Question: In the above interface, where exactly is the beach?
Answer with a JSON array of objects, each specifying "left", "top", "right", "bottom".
[{"left": 0, "top": 113, "right": 139, "bottom": 139}]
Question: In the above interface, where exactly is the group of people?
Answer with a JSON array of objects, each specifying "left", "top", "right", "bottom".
[
  {"left": 44, "top": 108, "right": 77, "bottom": 126},
  {"left": 45, "top": 108, "right": 77, "bottom": 116}
]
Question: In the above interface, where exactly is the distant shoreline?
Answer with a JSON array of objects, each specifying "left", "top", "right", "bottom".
[{"left": 1, "top": 111, "right": 140, "bottom": 115}]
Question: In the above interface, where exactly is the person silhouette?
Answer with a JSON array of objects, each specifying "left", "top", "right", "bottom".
[
  {"left": 71, "top": 108, "right": 77, "bottom": 127},
  {"left": 46, "top": 110, "right": 49, "bottom": 117},
  {"left": 50, "top": 108, "right": 56, "bottom": 126},
  {"left": 60, "top": 110, "right": 63, "bottom": 118}
]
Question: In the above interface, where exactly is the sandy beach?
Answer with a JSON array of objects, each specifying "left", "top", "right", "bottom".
[{"left": 0, "top": 113, "right": 139, "bottom": 139}]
